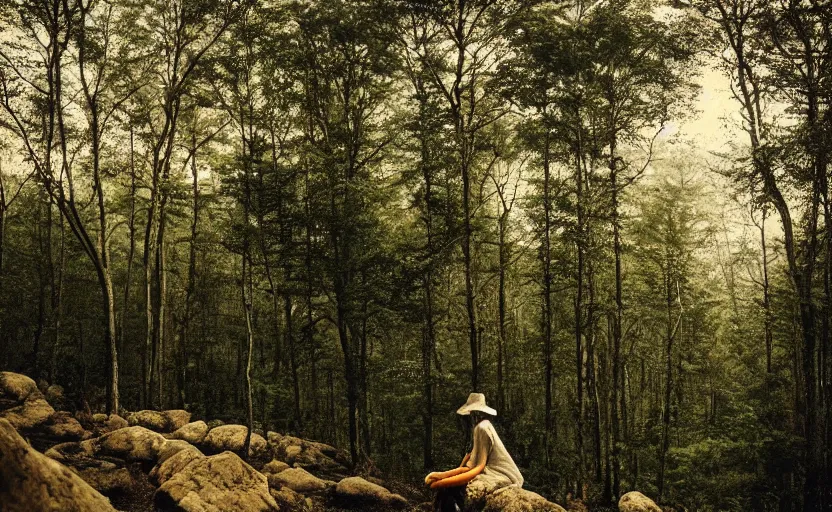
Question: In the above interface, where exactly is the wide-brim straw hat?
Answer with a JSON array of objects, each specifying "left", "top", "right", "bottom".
[{"left": 456, "top": 392, "right": 497, "bottom": 416}]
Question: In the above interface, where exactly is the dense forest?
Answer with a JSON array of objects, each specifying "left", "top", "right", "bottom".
[{"left": 0, "top": 0, "right": 830, "bottom": 510}]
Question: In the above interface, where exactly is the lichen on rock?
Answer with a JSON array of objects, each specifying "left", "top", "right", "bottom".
[
  {"left": 154, "top": 450, "right": 278, "bottom": 512},
  {"left": 0, "top": 418, "right": 117, "bottom": 512}
]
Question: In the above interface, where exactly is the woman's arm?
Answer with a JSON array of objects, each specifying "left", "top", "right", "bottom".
[
  {"left": 460, "top": 452, "right": 471, "bottom": 467},
  {"left": 429, "top": 458, "right": 486, "bottom": 489},
  {"left": 424, "top": 453, "right": 472, "bottom": 484}
]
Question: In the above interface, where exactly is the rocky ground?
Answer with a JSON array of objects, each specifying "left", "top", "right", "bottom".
[{"left": 0, "top": 371, "right": 664, "bottom": 512}]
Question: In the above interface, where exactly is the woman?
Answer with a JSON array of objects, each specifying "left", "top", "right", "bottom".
[{"left": 425, "top": 393, "right": 523, "bottom": 512}]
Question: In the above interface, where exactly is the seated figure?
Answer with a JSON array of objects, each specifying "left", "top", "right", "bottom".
[{"left": 425, "top": 393, "right": 523, "bottom": 512}]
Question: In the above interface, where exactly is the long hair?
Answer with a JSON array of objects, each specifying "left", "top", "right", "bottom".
[{"left": 460, "top": 411, "right": 496, "bottom": 456}]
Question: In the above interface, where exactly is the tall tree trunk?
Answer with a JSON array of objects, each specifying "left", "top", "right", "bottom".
[
  {"left": 497, "top": 206, "right": 508, "bottom": 414},
  {"left": 241, "top": 254, "right": 254, "bottom": 462},
  {"left": 154, "top": 202, "right": 168, "bottom": 409},
  {"left": 761, "top": 207, "right": 772, "bottom": 374},
  {"left": 658, "top": 272, "right": 679, "bottom": 503},
  {"left": 178, "top": 129, "right": 199, "bottom": 409},
  {"left": 610, "top": 137, "right": 623, "bottom": 501},
  {"left": 121, "top": 126, "right": 137, "bottom": 381},
  {"left": 542, "top": 127, "right": 555, "bottom": 467},
  {"left": 50, "top": 212, "right": 65, "bottom": 382},
  {"left": 143, "top": 174, "right": 157, "bottom": 409},
  {"left": 574, "top": 116, "right": 586, "bottom": 498}
]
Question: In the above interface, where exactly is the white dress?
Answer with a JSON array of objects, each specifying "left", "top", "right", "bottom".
[{"left": 465, "top": 419, "right": 524, "bottom": 488}]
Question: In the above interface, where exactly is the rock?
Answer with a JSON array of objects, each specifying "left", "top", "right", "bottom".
[
  {"left": 46, "top": 425, "right": 170, "bottom": 466},
  {"left": 479, "top": 486, "right": 566, "bottom": 512},
  {"left": 202, "top": 424, "right": 268, "bottom": 458},
  {"left": 270, "top": 433, "right": 349, "bottom": 479},
  {"left": 154, "top": 451, "right": 278, "bottom": 512},
  {"left": 45, "top": 440, "right": 97, "bottom": 462},
  {"left": 261, "top": 458, "right": 290, "bottom": 474},
  {"left": 71, "top": 459, "right": 135, "bottom": 495},
  {"left": 0, "top": 396, "right": 54, "bottom": 430},
  {"left": 126, "top": 409, "right": 191, "bottom": 433},
  {"left": 95, "top": 425, "right": 169, "bottom": 462},
  {"left": 269, "top": 467, "right": 333, "bottom": 494},
  {"left": 171, "top": 420, "right": 209, "bottom": 444},
  {"left": 270, "top": 487, "right": 317, "bottom": 512},
  {"left": 464, "top": 477, "right": 510, "bottom": 507},
  {"left": 0, "top": 371, "right": 41, "bottom": 402},
  {"left": 104, "top": 414, "right": 128, "bottom": 432},
  {"left": 93, "top": 413, "right": 108, "bottom": 423},
  {"left": 0, "top": 418, "right": 117, "bottom": 511},
  {"left": 565, "top": 495, "right": 589, "bottom": 512},
  {"left": 127, "top": 410, "right": 166, "bottom": 431},
  {"left": 206, "top": 418, "right": 225, "bottom": 429},
  {"left": 267, "top": 430, "right": 283, "bottom": 445},
  {"left": 45, "top": 384, "right": 66, "bottom": 409},
  {"left": 150, "top": 444, "right": 204, "bottom": 485},
  {"left": 164, "top": 409, "right": 192, "bottom": 430},
  {"left": 619, "top": 491, "right": 662, "bottom": 512},
  {"left": 42, "top": 411, "right": 86, "bottom": 441},
  {"left": 0, "top": 372, "right": 55, "bottom": 430},
  {"left": 157, "top": 439, "right": 196, "bottom": 462},
  {"left": 334, "top": 476, "right": 408, "bottom": 510}
]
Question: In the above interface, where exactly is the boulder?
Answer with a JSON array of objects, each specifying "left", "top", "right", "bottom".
[
  {"left": 270, "top": 487, "right": 318, "bottom": 512},
  {"left": 464, "top": 477, "right": 510, "bottom": 507},
  {"left": 154, "top": 451, "right": 278, "bottom": 512},
  {"left": 42, "top": 411, "right": 86, "bottom": 441},
  {"left": 95, "top": 425, "right": 169, "bottom": 462},
  {"left": 479, "top": 486, "right": 566, "bottom": 512},
  {"left": 150, "top": 444, "right": 204, "bottom": 485},
  {"left": 157, "top": 439, "right": 196, "bottom": 462},
  {"left": 261, "top": 458, "right": 290, "bottom": 474},
  {"left": 202, "top": 424, "right": 268, "bottom": 458},
  {"left": 0, "top": 418, "right": 117, "bottom": 511},
  {"left": 619, "top": 491, "right": 662, "bottom": 512},
  {"left": 334, "top": 476, "right": 409, "bottom": 510},
  {"left": 206, "top": 418, "right": 225, "bottom": 429},
  {"left": 171, "top": 420, "right": 209, "bottom": 444},
  {"left": 269, "top": 467, "right": 333, "bottom": 494},
  {"left": 45, "top": 439, "right": 97, "bottom": 462},
  {"left": 0, "top": 371, "right": 55, "bottom": 430},
  {"left": 0, "top": 396, "right": 55, "bottom": 429},
  {"left": 105, "top": 413, "right": 129, "bottom": 431},
  {"left": 46, "top": 425, "right": 170, "bottom": 466},
  {"left": 0, "top": 372, "right": 40, "bottom": 403},
  {"left": 45, "top": 384, "right": 66, "bottom": 409},
  {"left": 270, "top": 433, "right": 350, "bottom": 479},
  {"left": 70, "top": 459, "right": 136, "bottom": 495},
  {"left": 164, "top": 409, "right": 192, "bottom": 430},
  {"left": 126, "top": 409, "right": 191, "bottom": 433}
]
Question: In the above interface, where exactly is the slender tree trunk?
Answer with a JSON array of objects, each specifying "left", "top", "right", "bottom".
[
  {"left": 542, "top": 127, "right": 555, "bottom": 467},
  {"left": 497, "top": 207, "right": 508, "bottom": 414},
  {"left": 304, "top": 163, "right": 317, "bottom": 437},
  {"left": 121, "top": 126, "right": 137, "bottom": 381},
  {"left": 658, "top": 271, "right": 678, "bottom": 503},
  {"left": 154, "top": 203, "right": 167, "bottom": 409},
  {"left": 610, "top": 138, "right": 623, "bottom": 501},
  {"left": 574, "top": 117, "right": 586, "bottom": 498},
  {"left": 588, "top": 264, "right": 602, "bottom": 485},
  {"left": 761, "top": 207, "right": 772, "bottom": 374},
  {"left": 241, "top": 254, "right": 254, "bottom": 462},
  {"left": 285, "top": 276, "right": 302, "bottom": 432},
  {"left": 178, "top": 129, "right": 199, "bottom": 409},
  {"left": 143, "top": 175, "right": 157, "bottom": 409},
  {"left": 50, "top": 213, "right": 64, "bottom": 382}
]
